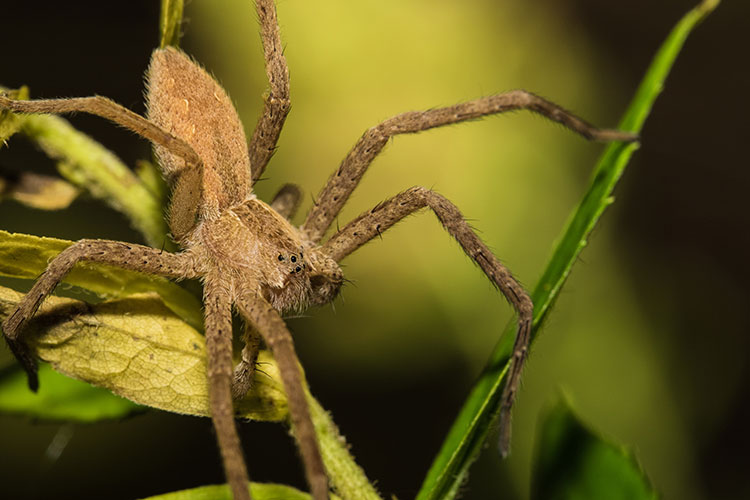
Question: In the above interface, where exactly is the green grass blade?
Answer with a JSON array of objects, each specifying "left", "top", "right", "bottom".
[
  {"left": 160, "top": 0, "right": 185, "bottom": 48},
  {"left": 416, "top": 2, "right": 719, "bottom": 499}
]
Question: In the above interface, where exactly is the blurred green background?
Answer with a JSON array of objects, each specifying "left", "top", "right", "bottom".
[{"left": 0, "top": 0, "right": 746, "bottom": 499}]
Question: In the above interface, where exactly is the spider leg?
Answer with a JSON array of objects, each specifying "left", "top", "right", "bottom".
[
  {"left": 1, "top": 240, "right": 198, "bottom": 391},
  {"left": 232, "top": 324, "right": 262, "bottom": 400},
  {"left": 270, "top": 183, "right": 303, "bottom": 220},
  {"left": 302, "top": 90, "right": 637, "bottom": 243},
  {"left": 0, "top": 94, "right": 200, "bottom": 168},
  {"left": 204, "top": 271, "right": 252, "bottom": 500},
  {"left": 236, "top": 291, "right": 329, "bottom": 500},
  {"left": 248, "top": 0, "right": 291, "bottom": 183},
  {"left": 0, "top": 93, "right": 205, "bottom": 241},
  {"left": 322, "top": 186, "right": 533, "bottom": 456}
]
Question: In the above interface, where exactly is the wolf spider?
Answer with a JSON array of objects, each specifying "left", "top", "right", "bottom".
[{"left": 0, "top": 1, "right": 636, "bottom": 499}]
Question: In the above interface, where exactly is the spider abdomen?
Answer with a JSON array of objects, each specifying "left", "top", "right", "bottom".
[{"left": 146, "top": 47, "right": 252, "bottom": 240}]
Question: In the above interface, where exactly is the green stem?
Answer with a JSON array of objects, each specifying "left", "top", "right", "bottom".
[
  {"left": 160, "top": 0, "right": 185, "bottom": 48},
  {"left": 20, "top": 114, "right": 169, "bottom": 248},
  {"left": 308, "top": 395, "right": 382, "bottom": 500}
]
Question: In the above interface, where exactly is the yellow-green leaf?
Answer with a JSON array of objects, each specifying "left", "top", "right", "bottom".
[
  {"left": 0, "top": 285, "right": 288, "bottom": 421},
  {"left": 0, "top": 230, "right": 202, "bottom": 330},
  {"left": 0, "top": 86, "right": 29, "bottom": 144}
]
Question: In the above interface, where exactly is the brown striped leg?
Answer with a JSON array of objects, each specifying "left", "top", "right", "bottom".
[
  {"left": 232, "top": 324, "right": 262, "bottom": 400},
  {"left": 0, "top": 93, "right": 204, "bottom": 241},
  {"left": 270, "top": 183, "right": 303, "bottom": 220},
  {"left": 1, "top": 239, "right": 197, "bottom": 391},
  {"left": 302, "top": 90, "right": 637, "bottom": 243},
  {"left": 322, "top": 186, "right": 533, "bottom": 455},
  {"left": 0, "top": 94, "right": 200, "bottom": 168},
  {"left": 204, "top": 271, "right": 252, "bottom": 500},
  {"left": 249, "top": 0, "right": 291, "bottom": 183},
  {"left": 236, "top": 292, "right": 329, "bottom": 500}
]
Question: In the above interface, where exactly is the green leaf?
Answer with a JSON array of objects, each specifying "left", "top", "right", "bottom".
[
  {"left": 140, "top": 481, "right": 339, "bottom": 500},
  {"left": 531, "top": 399, "right": 657, "bottom": 500},
  {"left": 0, "top": 285, "right": 287, "bottom": 422},
  {"left": 415, "top": 1, "right": 720, "bottom": 499},
  {"left": 0, "top": 86, "right": 29, "bottom": 144},
  {"left": 160, "top": 0, "right": 185, "bottom": 48},
  {"left": 0, "top": 230, "right": 203, "bottom": 330},
  {"left": 19, "top": 113, "right": 169, "bottom": 248},
  {"left": 0, "top": 363, "right": 140, "bottom": 422},
  {"left": 0, "top": 283, "right": 380, "bottom": 495}
]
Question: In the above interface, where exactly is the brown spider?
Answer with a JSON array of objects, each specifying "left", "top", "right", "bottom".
[{"left": 0, "top": 1, "right": 636, "bottom": 499}]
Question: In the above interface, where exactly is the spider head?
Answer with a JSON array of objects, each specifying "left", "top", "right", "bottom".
[
  {"left": 262, "top": 247, "right": 342, "bottom": 311},
  {"left": 263, "top": 247, "right": 312, "bottom": 312}
]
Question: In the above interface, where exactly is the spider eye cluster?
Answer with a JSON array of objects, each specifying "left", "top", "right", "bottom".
[{"left": 278, "top": 251, "right": 305, "bottom": 274}]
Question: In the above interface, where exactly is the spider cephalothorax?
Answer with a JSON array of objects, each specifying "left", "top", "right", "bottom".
[{"left": 0, "top": 1, "right": 636, "bottom": 499}]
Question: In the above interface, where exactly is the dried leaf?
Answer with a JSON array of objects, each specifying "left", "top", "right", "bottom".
[
  {"left": 0, "top": 285, "right": 288, "bottom": 421},
  {"left": 0, "top": 168, "right": 79, "bottom": 210}
]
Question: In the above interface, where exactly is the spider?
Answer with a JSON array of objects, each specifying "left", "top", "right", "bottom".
[{"left": 0, "top": 1, "right": 636, "bottom": 499}]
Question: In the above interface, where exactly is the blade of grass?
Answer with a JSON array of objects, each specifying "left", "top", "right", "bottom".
[
  {"left": 416, "top": 2, "right": 720, "bottom": 499},
  {"left": 160, "top": 0, "right": 184, "bottom": 48}
]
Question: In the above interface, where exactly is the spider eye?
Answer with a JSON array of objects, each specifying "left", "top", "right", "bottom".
[
  {"left": 278, "top": 255, "right": 284, "bottom": 261},
  {"left": 291, "top": 255, "right": 297, "bottom": 263},
  {"left": 295, "top": 266, "right": 301, "bottom": 273},
  {"left": 299, "top": 251, "right": 303, "bottom": 258}
]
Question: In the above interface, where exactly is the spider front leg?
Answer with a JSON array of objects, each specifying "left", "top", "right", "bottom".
[
  {"left": 236, "top": 291, "right": 329, "bottom": 500},
  {"left": 248, "top": 0, "right": 291, "bottom": 183},
  {"left": 0, "top": 93, "right": 204, "bottom": 241},
  {"left": 0, "top": 94, "right": 199, "bottom": 167},
  {"left": 1, "top": 240, "right": 197, "bottom": 391},
  {"left": 323, "top": 186, "right": 533, "bottom": 455},
  {"left": 302, "top": 90, "right": 638, "bottom": 243},
  {"left": 203, "top": 271, "right": 252, "bottom": 500}
]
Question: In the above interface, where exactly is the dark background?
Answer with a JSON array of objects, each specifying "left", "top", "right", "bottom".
[{"left": 0, "top": 1, "right": 747, "bottom": 499}]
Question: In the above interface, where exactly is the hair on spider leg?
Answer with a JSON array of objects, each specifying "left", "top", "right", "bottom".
[
  {"left": 340, "top": 277, "right": 357, "bottom": 288},
  {"left": 254, "top": 367, "right": 273, "bottom": 380},
  {"left": 282, "top": 313, "right": 312, "bottom": 320}
]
